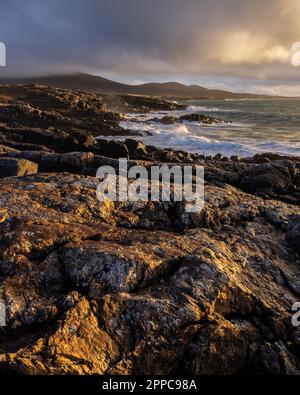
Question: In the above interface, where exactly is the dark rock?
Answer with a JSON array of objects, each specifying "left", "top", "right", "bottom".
[
  {"left": 148, "top": 113, "right": 226, "bottom": 125},
  {"left": 0, "top": 125, "right": 96, "bottom": 153},
  {"left": 7, "top": 151, "right": 95, "bottom": 174},
  {"left": 179, "top": 113, "right": 225, "bottom": 124},
  {"left": 287, "top": 215, "right": 300, "bottom": 254},
  {"left": 238, "top": 160, "right": 297, "bottom": 196},
  {"left": 118, "top": 95, "right": 186, "bottom": 112},
  {"left": 124, "top": 139, "right": 148, "bottom": 159},
  {"left": 0, "top": 138, "right": 53, "bottom": 152},
  {"left": 0, "top": 157, "right": 38, "bottom": 178},
  {"left": 39, "top": 152, "right": 95, "bottom": 173},
  {"left": 214, "top": 153, "right": 223, "bottom": 161},
  {"left": 155, "top": 116, "right": 178, "bottom": 125},
  {"left": 93, "top": 140, "right": 129, "bottom": 159}
]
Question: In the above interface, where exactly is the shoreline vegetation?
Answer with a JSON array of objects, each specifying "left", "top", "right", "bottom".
[{"left": 0, "top": 83, "right": 299, "bottom": 374}]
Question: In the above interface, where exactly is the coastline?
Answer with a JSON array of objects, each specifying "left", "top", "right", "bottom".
[{"left": 0, "top": 84, "right": 299, "bottom": 375}]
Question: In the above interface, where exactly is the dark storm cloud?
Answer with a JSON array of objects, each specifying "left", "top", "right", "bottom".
[{"left": 0, "top": 0, "right": 299, "bottom": 94}]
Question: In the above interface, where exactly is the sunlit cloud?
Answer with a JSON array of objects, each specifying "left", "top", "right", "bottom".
[{"left": 0, "top": 0, "right": 300, "bottom": 95}]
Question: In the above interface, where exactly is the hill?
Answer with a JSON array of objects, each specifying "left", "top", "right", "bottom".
[{"left": 0, "top": 73, "right": 263, "bottom": 99}]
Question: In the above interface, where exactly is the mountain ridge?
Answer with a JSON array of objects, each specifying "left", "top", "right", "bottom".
[{"left": 0, "top": 73, "right": 266, "bottom": 99}]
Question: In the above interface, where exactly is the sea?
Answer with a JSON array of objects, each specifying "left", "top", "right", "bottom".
[{"left": 119, "top": 98, "right": 300, "bottom": 158}]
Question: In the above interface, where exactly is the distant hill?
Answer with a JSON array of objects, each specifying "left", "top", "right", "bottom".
[{"left": 0, "top": 73, "right": 264, "bottom": 99}]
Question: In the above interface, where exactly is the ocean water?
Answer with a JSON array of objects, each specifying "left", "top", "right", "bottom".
[{"left": 119, "top": 98, "right": 300, "bottom": 158}]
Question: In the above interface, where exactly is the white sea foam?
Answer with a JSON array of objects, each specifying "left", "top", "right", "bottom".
[
  {"left": 119, "top": 123, "right": 298, "bottom": 158},
  {"left": 101, "top": 102, "right": 300, "bottom": 158}
]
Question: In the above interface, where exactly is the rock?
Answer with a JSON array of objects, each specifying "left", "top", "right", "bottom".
[
  {"left": 0, "top": 84, "right": 300, "bottom": 376},
  {"left": 179, "top": 113, "right": 225, "bottom": 124},
  {"left": 0, "top": 124, "right": 97, "bottom": 153},
  {"left": 118, "top": 95, "right": 186, "bottom": 112},
  {"left": 0, "top": 158, "right": 38, "bottom": 178},
  {"left": 0, "top": 139, "right": 52, "bottom": 152},
  {"left": 244, "top": 152, "right": 300, "bottom": 164},
  {"left": 7, "top": 151, "right": 95, "bottom": 174},
  {"left": 287, "top": 215, "right": 300, "bottom": 254},
  {"left": 214, "top": 153, "right": 223, "bottom": 161},
  {"left": 93, "top": 140, "right": 129, "bottom": 159},
  {"left": 124, "top": 139, "right": 148, "bottom": 159},
  {"left": 238, "top": 160, "right": 298, "bottom": 197},
  {"left": 0, "top": 297, "right": 119, "bottom": 374},
  {"left": 0, "top": 145, "right": 18, "bottom": 154},
  {"left": 153, "top": 116, "right": 178, "bottom": 125},
  {"left": 39, "top": 152, "right": 95, "bottom": 173},
  {"left": 0, "top": 172, "right": 299, "bottom": 374},
  {"left": 61, "top": 234, "right": 188, "bottom": 297},
  {"left": 0, "top": 208, "right": 8, "bottom": 224},
  {"left": 148, "top": 113, "right": 226, "bottom": 125}
]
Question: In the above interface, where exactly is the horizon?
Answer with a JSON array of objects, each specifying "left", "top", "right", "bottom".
[
  {"left": 1, "top": 0, "right": 300, "bottom": 96},
  {"left": 2, "top": 71, "right": 300, "bottom": 98}
]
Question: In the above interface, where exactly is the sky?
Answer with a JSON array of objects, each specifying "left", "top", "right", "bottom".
[{"left": 0, "top": 0, "right": 300, "bottom": 95}]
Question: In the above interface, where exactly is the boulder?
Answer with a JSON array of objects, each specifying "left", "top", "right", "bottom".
[
  {"left": 39, "top": 152, "right": 95, "bottom": 173},
  {"left": 239, "top": 160, "right": 297, "bottom": 196},
  {"left": 0, "top": 157, "right": 38, "bottom": 178},
  {"left": 124, "top": 139, "right": 148, "bottom": 158},
  {"left": 93, "top": 140, "right": 129, "bottom": 159},
  {"left": 179, "top": 113, "right": 224, "bottom": 124}
]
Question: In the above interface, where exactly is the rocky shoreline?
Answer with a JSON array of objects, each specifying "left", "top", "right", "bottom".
[{"left": 0, "top": 84, "right": 299, "bottom": 375}]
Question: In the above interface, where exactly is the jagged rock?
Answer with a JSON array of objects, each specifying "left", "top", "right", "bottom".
[
  {"left": 0, "top": 139, "right": 52, "bottom": 152},
  {"left": 0, "top": 125, "right": 96, "bottom": 153},
  {"left": 6, "top": 151, "right": 95, "bottom": 173},
  {"left": 239, "top": 160, "right": 297, "bottom": 197},
  {"left": 39, "top": 152, "right": 95, "bottom": 173},
  {"left": 124, "top": 139, "right": 148, "bottom": 159},
  {"left": 61, "top": 231, "right": 191, "bottom": 297},
  {"left": 93, "top": 140, "right": 129, "bottom": 159},
  {"left": 151, "top": 116, "right": 178, "bottom": 125},
  {"left": 0, "top": 145, "right": 18, "bottom": 154},
  {"left": 0, "top": 84, "right": 300, "bottom": 376},
  {"left": 148, "top": 113, "right": 225, "bottom": 125},
  {"left": 118, "top": 95, "right": 186, "bottom": 112},
  {"left": 214, "top": 153, "right": 223, "bottom": 161},
  {"left": 230, "top": 155, "right": 240, "bottom": 162},
  {"left": 242, "top": 152, "right": 300, "bottom": 164},
  {"left": 3, "top": 147, "right": 300, "bottom": 205},
  {"left": 287, "top": 215, "right": 300, "bottom": 254},
  {"left": 0, "top": 172, "right": 299, "bottom": 375},
  {"left": 0, "top": 297, "right": 119, "bottom": 374},
  {"left": 179, "top": 113, "right": 225, "bottom": 124},
  {"left": 0, "top": 158, "right": 38, "bottom": 178}
]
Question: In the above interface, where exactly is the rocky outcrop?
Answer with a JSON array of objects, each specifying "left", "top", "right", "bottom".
[
  {"left": 3, "top": 146, "right": 300, "bottom": 205},
  {"left": 0, "top": 83, "right": 299, "bottom": 376},
  {"left": 93, "top": 140, "right": 129, "bottom": 159},
  {"left": 0, "top": 171, "right": 299, "bottom": 375},
  {"left": 117, "top": 95, "right": 186, "bottom": 113},
  {"left": 149, "top": 113, "right": 226, "bottom": 125}
]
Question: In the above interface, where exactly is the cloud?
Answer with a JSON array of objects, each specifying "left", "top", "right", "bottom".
[
  {"left": 209, "top": 32, "right": 290, "bottom": 65},
  {"left": 0, "top": 0, "right": 299, "bottom": 94}
]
